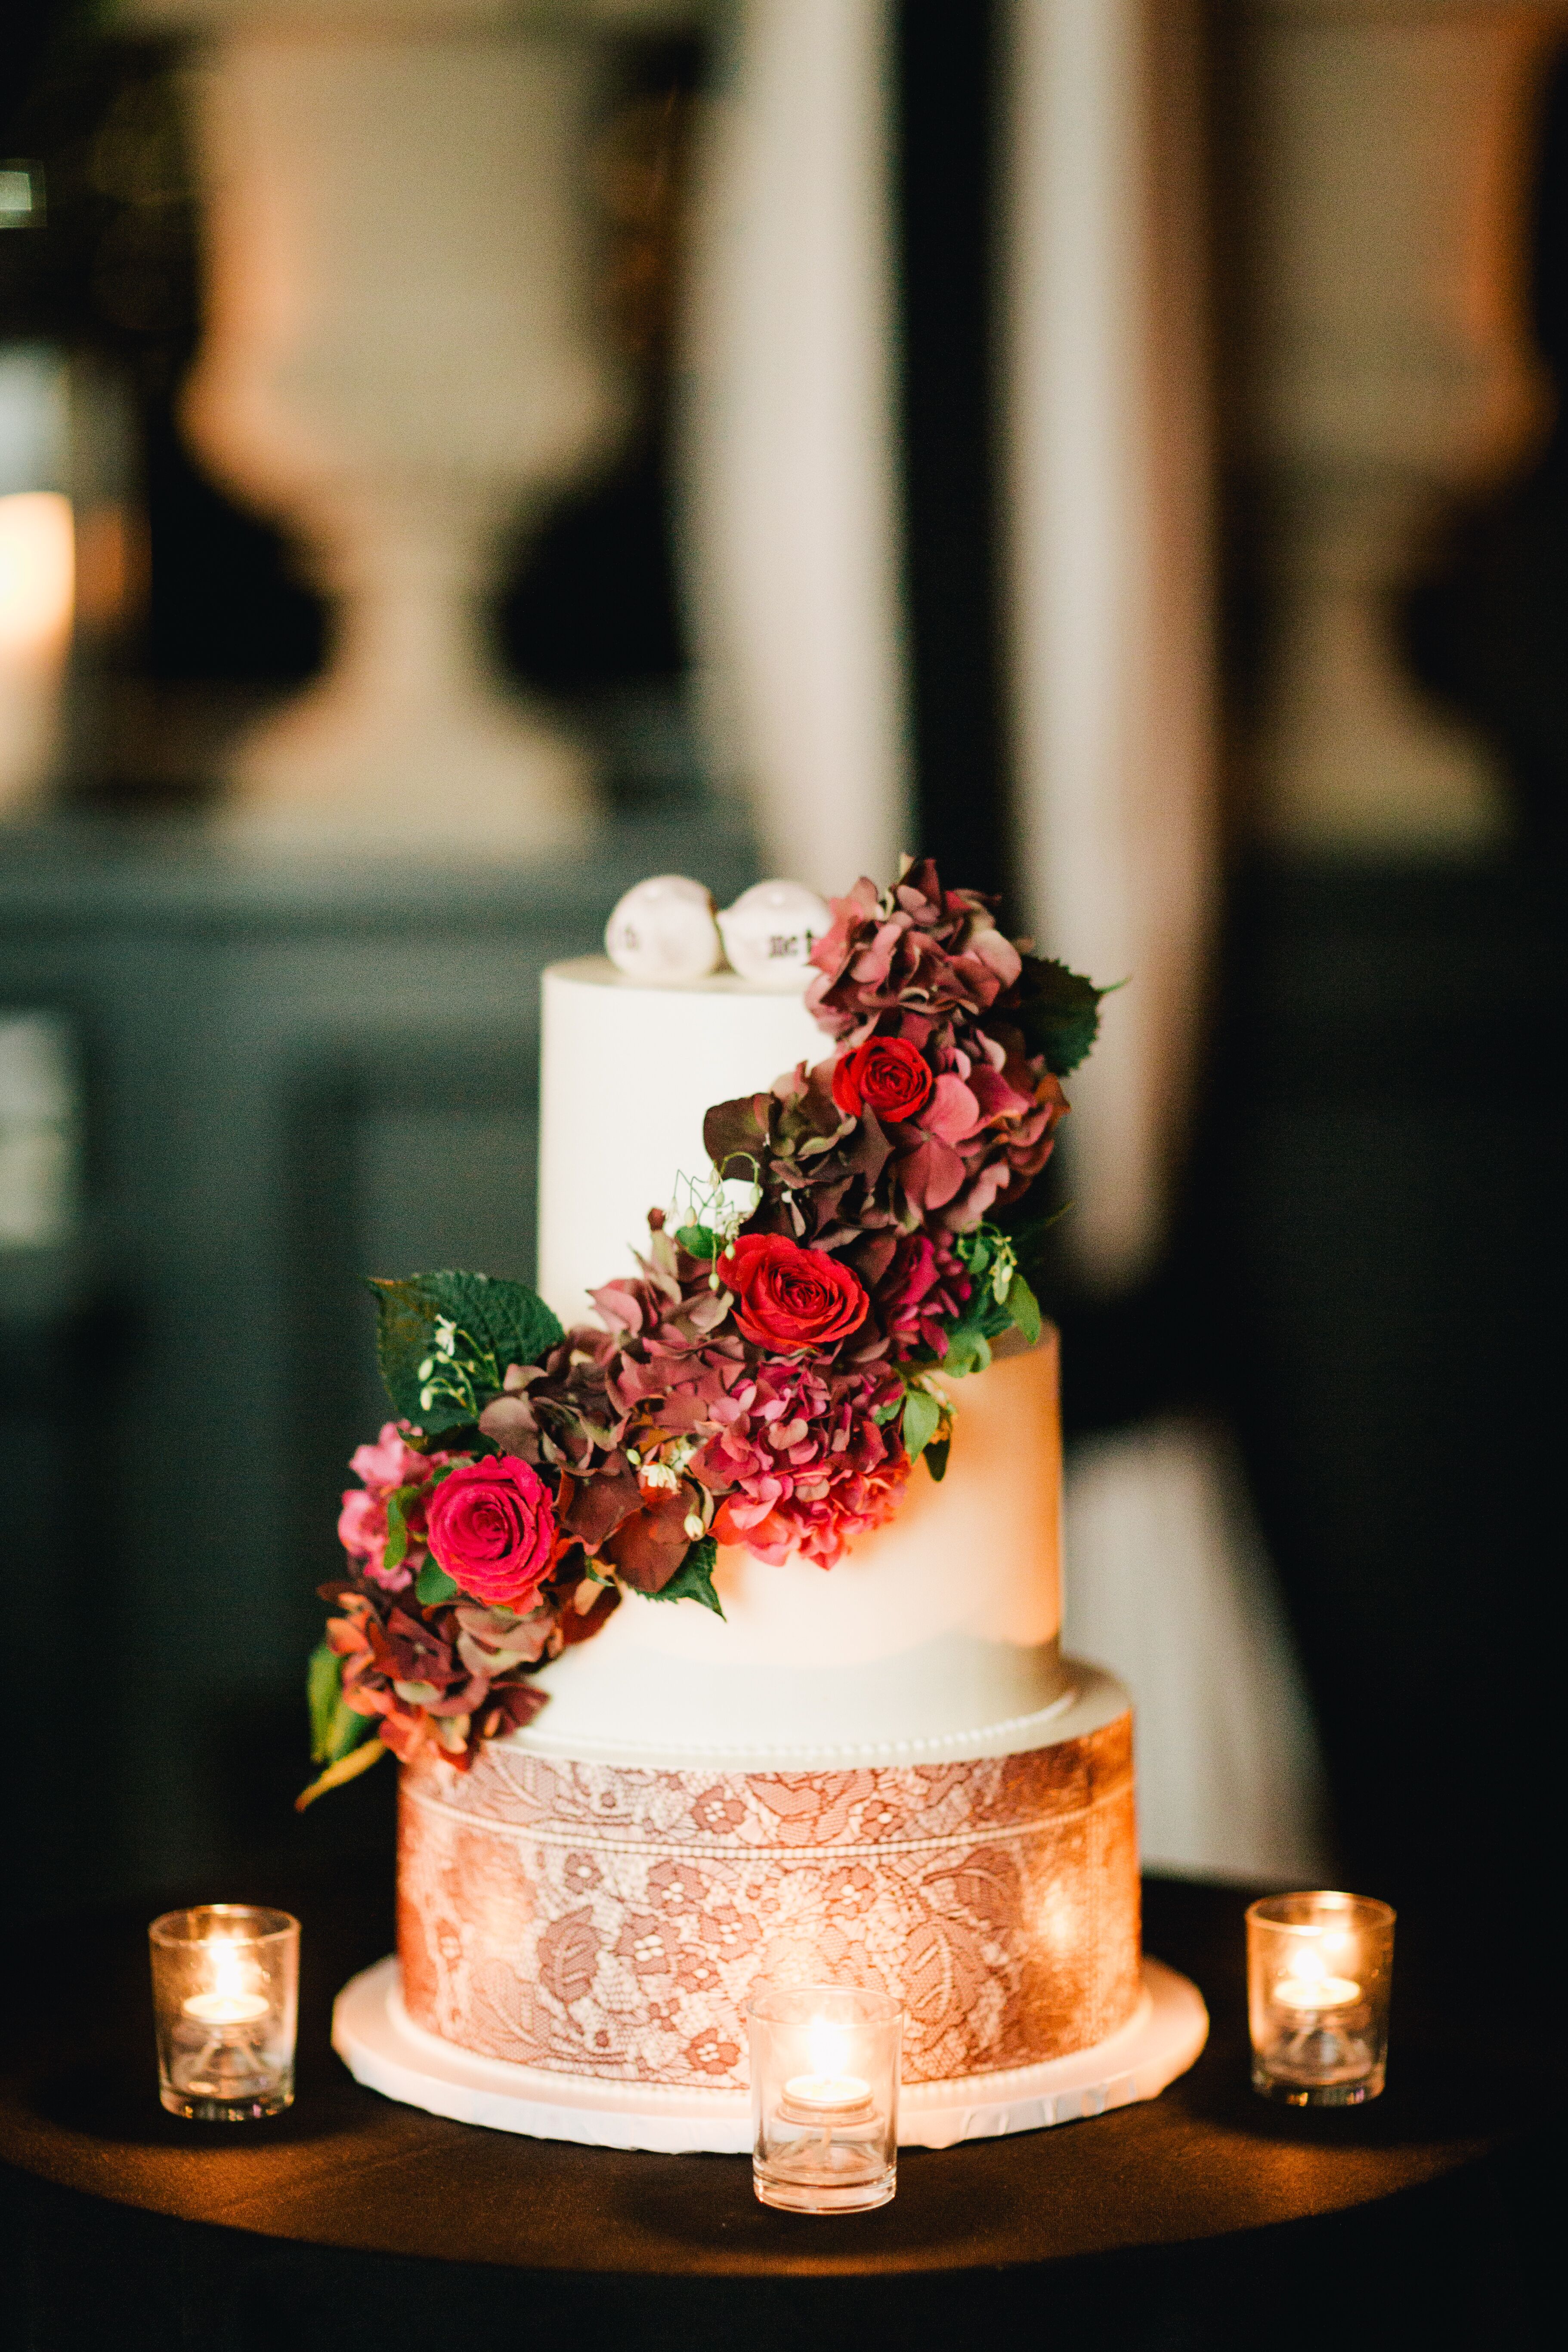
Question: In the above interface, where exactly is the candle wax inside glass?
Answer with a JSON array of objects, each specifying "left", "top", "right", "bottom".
[
  {"left": 784, "top": 2072, "right": 872, "bottom": 2108},
  {"left": 183, "top": 1990, "right": 270, "bottom": 2024},
  {"left": 1273, "top": 1974, "right": 1360, "bottom": 2011}
]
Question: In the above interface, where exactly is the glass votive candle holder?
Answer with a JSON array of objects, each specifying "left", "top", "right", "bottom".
[
  {"left": 148, "top": 1905, "right": 300, "bottom": 2120},
  {"left": 1247, "top": 1891, "right": 1395, "bottom": 2106},
  {"left": 746, "top": 1983, "right": 901, "bottom": 2213}
]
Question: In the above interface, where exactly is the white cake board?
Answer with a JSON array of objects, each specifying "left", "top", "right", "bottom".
[{"left": 332, "top": 1956, "right": 1208, "bottom": 2153}]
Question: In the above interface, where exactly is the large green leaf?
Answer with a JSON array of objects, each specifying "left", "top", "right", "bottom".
[
  {"left": 643, "top": 1536, "right": 725, "bottom": 1619},
  {"left": 415, "top": 1561, "right": 459, "bottom": 1606},
  {"left": 1011, "top": 956, "right": 1107, "bottom": 1077},
  {"left": 369, "top": 1271, "right": 563, "bottom": 1430}
]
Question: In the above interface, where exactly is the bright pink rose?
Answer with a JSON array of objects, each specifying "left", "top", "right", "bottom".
[
  {"left": 425, "top": 1456, "right": 558, "bottom": 1608},
  {"left": 718, "top": 1233, "right": 868, "bottom": 1352}
]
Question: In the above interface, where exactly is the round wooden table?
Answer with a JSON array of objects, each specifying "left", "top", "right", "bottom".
[{"left": 0, "top": 1863, "right": 1548, "bottom": 2351}]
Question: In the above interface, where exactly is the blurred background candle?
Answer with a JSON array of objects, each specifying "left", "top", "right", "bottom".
[
  {"left": 0, "top": 346, "right": 74, "bottom": 816},
  {"left": 148, "top": 1903, "right": 299, "bottom": 2120},
  {"left": 747, "top": 1984, "right": 900, "bottom": 2213},
  {"left": 1247, "top": 1891, "right": 1395, "bottom": 2107}
]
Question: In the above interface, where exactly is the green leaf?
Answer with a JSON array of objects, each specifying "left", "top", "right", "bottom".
[
  {"left": 383, "top": 1482, "right": 423, "bottom": 1575},
  {"left": 644, "top": 1535, "right": 725, "bottom": 1619},
  {"left": 307, "top": 1640, "right": 343, "bottom": 1765},
  {"left": 369, "top": 1272, "right": 564, "bottom": 1429},
  {"left": 415, "top": 1560, "right": 459, "bottom": 1606},
  {"left": 1011, "top": 956, "right": 1108, "bottom": 1077},
  {"left": 1007, "top": 1270, "right": 1042, "bottom": 1349},
  {"left": 675, "top": 1223, "right": 720, "bottom": 1260},
  {"left": 924, "top": 1435, "right": 951, "bottom": 1483},
  {"left": 295, "top": 1734, "right": 386, "bottom": 1812},
  {"left": 902, "top": 1385, "right": 941, "bottom": 1461},
  {"left": 940, "top": 1322, "right": 993, "bottom": 1380}
]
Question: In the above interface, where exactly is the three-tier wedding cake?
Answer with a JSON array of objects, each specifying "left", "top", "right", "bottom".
[{"left": 331, "top": 868, "right": 1207, "bottom": 2148}]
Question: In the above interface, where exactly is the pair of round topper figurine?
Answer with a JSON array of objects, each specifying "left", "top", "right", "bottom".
[{"left": 603, "top": 875, "right": 832, "bottom": 992}]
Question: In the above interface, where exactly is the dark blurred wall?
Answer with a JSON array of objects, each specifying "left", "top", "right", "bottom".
[{"left": 1, "top": 2, "right": 1563, "bottom": 1919}]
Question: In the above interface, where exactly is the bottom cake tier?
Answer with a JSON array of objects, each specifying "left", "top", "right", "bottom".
[{"left": 396, "top": 1671, "right": 1142, "bottom": 2095}]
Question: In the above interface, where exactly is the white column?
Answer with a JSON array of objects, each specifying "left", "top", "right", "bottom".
[
  {"left": 676, "top": 0, "right": 911, "bottom": 894},
  {"left": 1238, "top": 0, "right": 1565, "bottom": 855},
  {"left": 1001, "top": 1, "right": 1334, "bottom": 1885},
  {"left": 1000, "top": 0, "right": 1216, "bottom": 1294},
  {"left": 127, "top": 1, "right": 666, "bottom": 853}
]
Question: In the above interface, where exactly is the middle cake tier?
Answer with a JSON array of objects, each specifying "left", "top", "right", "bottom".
[{"left": 523, "top": 1336, "right": 1067, "bottom": 1765}]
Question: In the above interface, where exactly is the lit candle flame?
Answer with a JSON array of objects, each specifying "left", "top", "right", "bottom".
[
  {"left": 183, "top": 1935, "right": 269, "bottom": 2026},
  {"left": 1274, "top": 1928, "right": 1360, "bottom": 2011}
]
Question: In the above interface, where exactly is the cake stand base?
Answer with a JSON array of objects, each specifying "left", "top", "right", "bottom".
[{"left": 332, "top": 1956, "right": 1208, "bottom": 2153}]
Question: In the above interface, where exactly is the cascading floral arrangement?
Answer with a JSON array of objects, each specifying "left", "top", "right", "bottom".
[{"left": 300, "top": 860, "right": 1103, "bottom": 1806}]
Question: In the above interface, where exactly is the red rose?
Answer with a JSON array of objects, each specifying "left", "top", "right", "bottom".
[
  {"left": 718, "top": 1233, "right": 868, "bottom": 1352},
  {"left": 831, "top": 1036, "right": 933, "bottom": 1124},
  {"left": 425, "top": 1456, "right": 558, "bottom": 1608}
]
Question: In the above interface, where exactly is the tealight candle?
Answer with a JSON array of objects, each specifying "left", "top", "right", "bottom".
[
  {"left": 182, "top": 1989, "right": 271, "bottom": 2025},
  {"left": 782, "top": 2073, "right": 874, "bottom": 2115},
  {"left": 747, "top": 1985, "right": 901, "bottom": 2213},
  {"left": 149, "top": 1906, "right": 300, "bottom": 2121},
  {"left": 1247, "top": 1892, "right": 1395, "bottom": 2106},
  {"left": 1272, "top": 1974, "right": 1361, "bottom": 2013}
]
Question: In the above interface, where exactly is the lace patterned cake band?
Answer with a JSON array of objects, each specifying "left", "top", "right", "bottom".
[{"left": 397, "top": 1717, "right": 1140, "bottom": 2091}]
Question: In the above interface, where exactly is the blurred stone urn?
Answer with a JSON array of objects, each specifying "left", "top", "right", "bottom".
[
  {"left": 1237, "top": 0, "right": 1568, "bottom": 853},
  {"left": 127, "top": 0, "right": 694, "bottom": 852}
]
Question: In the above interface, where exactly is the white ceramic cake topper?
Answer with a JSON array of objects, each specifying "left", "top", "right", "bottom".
[
  {"left": 716, "top": 880, "right": 833, "bottom": 989},
  {"left": 603, "top": 875, "right": 724, "bottom": 983}
]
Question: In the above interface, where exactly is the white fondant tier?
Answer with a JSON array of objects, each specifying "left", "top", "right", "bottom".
[
  {"left": 333, "top": 1955, "right": 1209, "bottom": 2153},
  {"left": 537, "top": 955, "right": 823, "bottom": 1328}
]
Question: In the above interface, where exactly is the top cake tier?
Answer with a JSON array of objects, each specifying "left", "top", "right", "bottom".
[{"left": 537, "top": 956, "right": 824, "bottom": 1329}]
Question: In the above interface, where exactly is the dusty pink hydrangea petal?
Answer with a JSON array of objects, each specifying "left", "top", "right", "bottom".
[
  {"left": 897, "top": 1133, "right": 967, "bottom": 1211},
  {"left": 921, "top": 1073, "right": 983, "bottom": 1145},
  {"left": 349, "top": 1422, "right": 432, "bottom": 1490}
]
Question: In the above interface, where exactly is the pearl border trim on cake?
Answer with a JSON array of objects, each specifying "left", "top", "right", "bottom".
[
  {"left": 332, "top": 1955, "right": 1208, "bottom": 2151},
  {"left": 517, "top": 1686, "right": 1081, "bottom": 1766}
]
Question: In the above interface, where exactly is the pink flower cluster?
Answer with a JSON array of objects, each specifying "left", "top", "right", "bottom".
[
  {"left": 482, "top": 1222, "right": 910, "bottom": 1575},
  {"left": 337, "top": 1423, "right": 458, "bottom": 1591},
  {"left": 704, "top": 1357, "right": 909, "bottom": 1567}
]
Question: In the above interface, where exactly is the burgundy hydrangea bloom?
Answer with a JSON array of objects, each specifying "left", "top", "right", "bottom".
[
  {"left": 701, "top": 1357, "right": 909, "bottom": 1567},
  {"left": 874, "top": 1231, "right": 972, "bottom": 1360},
  {"left": 705, "top": 861, "right": 1070, "bottom": 1341},
  {"left": 323, "top": 1584, "right": 561, "bottom": 1770},
  {"left": 806, "top": 860, "right": 1022, "bottom": 1040}
]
